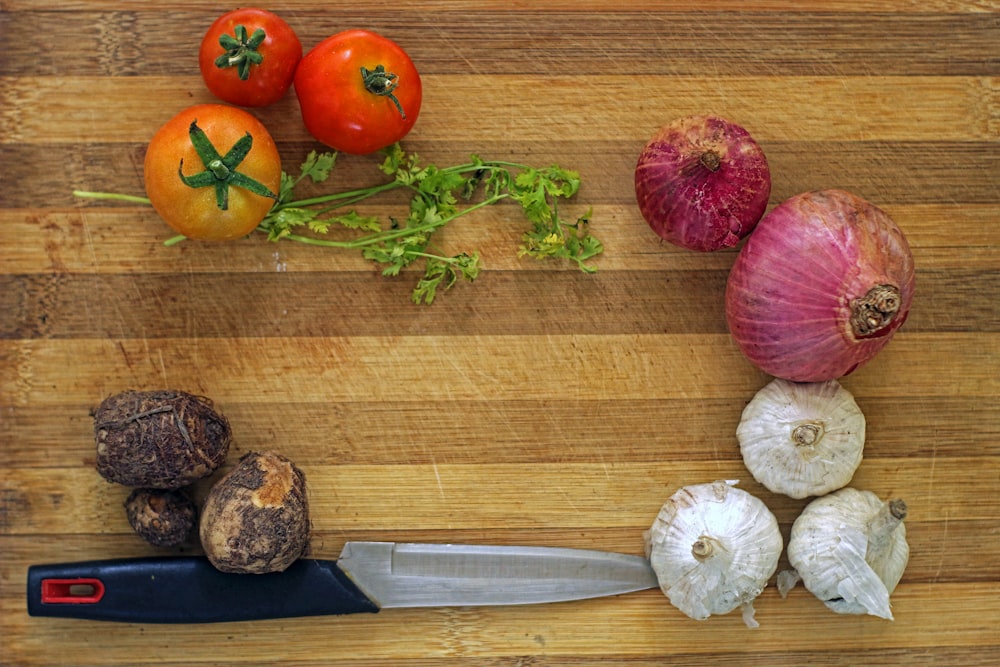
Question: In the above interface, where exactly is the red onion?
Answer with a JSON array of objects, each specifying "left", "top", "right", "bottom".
[
  {"left": 634, "top": 115, "right": 771, "bottom": 252},
  {"left": 725, "top": 189, "right": 915, "bottom": 382}
]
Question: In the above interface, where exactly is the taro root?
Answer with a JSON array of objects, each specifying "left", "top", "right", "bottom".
[
  {"left": 94, "top": 390, "right": 231, "bottom": 489},
  {"left": 199, "top": 451, "right": 310, "bottom": 574},
  {"left": 125, "top": 488, "right": 197, "bottom": 547}
]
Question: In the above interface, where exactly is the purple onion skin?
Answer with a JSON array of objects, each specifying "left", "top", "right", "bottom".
[
  {"left": 635, "top": 115, "right": 771, "bottom": 252},
  {"left": 725, "top": 189, "right": 915, "bottom": 382}
]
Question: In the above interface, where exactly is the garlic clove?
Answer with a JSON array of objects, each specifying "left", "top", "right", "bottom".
[
  {"left": 786, "top": 488, "right": 909, "bottom": 620},
  {"left": 737, "top": 378, "right": 866, "bottom": 499},
  {"left": 646, "top": 480, "right": 782, "bottom": 628}
]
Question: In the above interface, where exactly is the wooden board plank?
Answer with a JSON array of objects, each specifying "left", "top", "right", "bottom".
[
  {"left": 2, "top": 203, "right": 999, "bottom": 273},
  {"left": 2, "top": 2, "right": 998, "bottom": 665},
  {"left": 4, "top": 75, "right": 998, "bottom": 143}
]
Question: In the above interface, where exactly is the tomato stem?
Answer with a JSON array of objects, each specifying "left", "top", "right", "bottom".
[
  {"left": 361, "top": 65, "right": 407, "bottom": 119},
  {"left": 215, "top": 25, "right": 266, "bottom": 81},
  {"left": 207, "top": 159, "right": 231, "bottom": 180},
  {"left": 178, "top": 120, "right": 277, "bottom": 211}
]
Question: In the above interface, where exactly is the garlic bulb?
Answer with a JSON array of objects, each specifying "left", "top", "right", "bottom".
[
  {"left": 783, "top": 488, "right": 909, "bottom": 620},
  {"left": 737, "top": 378, "right": 865, "bottom": 499},
  {"left": 644, "top": 480, "right": 782, "bottom": 628}
]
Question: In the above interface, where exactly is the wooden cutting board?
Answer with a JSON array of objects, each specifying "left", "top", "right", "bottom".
[{"left": 2, "top": 2, "right": 998, "bottom": 664}]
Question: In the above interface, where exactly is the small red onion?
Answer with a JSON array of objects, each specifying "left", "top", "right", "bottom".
[
  {"left": 635, "top": 115, "right": 771, "bottom": 252},
  {"left": 725, "top": 189, "right": 915, "bottom": 382}
]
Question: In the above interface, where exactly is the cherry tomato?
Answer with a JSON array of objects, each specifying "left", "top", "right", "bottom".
[
  {"left": 294, "top": 29, "right": 422, "bottom": 155},
  {"left": 143, "top": 104, "right": 282, "bottom": 241},
  {"left": 199, "top": 8, "right": 302, "bottom": 107}
]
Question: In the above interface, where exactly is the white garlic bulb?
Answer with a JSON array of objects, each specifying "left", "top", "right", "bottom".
[
  {"left": 737, "top": 378, "right": 865, "bottom": 499},
  {"left": 644, "top": 480, "right": 782, "bottom": 628},
  {"left": 783, "top": 487, "right": 909, "bottom": 620}
]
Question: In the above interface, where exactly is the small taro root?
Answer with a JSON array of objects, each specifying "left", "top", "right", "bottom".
[
  {"left": 125, "top": 488, "right": 197, "bottom": 547},
  {"left": 199, "top": 451, "right": 310, "bottom": 574},
  {"left": 94, "top": 390, "right": 231, "bottom": 489}
]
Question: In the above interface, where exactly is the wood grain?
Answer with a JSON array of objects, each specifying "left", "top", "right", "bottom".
[{"left": 2, "top": 3, "right": 998, "bottom": 666}]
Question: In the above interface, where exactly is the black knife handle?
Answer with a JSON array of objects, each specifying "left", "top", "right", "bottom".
[{"left": 27, "top": 557, "right": 379, "bottom": 623}]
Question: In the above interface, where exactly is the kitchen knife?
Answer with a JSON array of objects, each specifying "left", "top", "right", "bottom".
[{"left": 27, "top": 541, "right": 659, "bottom": 623}]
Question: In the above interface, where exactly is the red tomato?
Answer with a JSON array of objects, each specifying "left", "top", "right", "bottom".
[
  {"left": 294, "top": 29, "right": 422, "bottom": 155},
  {"left": 199, "top": 8, "right": 302, "bottom": 107},
  {"left": 143, "top": 104, "right": 282, "bottom": 241}
]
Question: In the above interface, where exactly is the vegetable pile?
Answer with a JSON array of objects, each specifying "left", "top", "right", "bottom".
[
  {"left": 636, "top": 113, "right": 915, "bottom": 625},
  {"left": 76, "top": 9, "right": 603, "bottom": 304},
  {"left": 94, "top": 389, "right": 311, "bottom": 573}
]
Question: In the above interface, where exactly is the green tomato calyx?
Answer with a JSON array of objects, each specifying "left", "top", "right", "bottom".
[
  {"left": 361, "top": 64, "right": 406, "bottom": 119},
  {"left": 178, "top": 120, "right": 277, "bottom": 211},
  {"left": 215, "top": 25, "right": 266, "bottom": 81}
]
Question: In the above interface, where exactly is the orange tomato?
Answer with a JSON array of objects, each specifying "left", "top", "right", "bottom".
[{"left": 143, "top": 104, "right": 281, "bottom": 240}]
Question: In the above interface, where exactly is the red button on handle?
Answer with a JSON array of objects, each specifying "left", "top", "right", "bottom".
[{"left": 41, "top": 578, "right": 105, "bottom": 604}]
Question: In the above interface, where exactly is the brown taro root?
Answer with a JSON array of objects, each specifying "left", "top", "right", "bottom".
[
  {"left": 199, "top": 451, "right": 310, "bottom": 574},
  {"left": 94, "top": 390, "right": 231, "bottom": 489},
  {"left": 125, "top": 488, "right": 197, "bottom": 547}
]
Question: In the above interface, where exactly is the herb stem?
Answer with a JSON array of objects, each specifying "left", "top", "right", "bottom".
[
  {"left": 275, "top": 180, "right": 402, "bottom": 211},
  {"left": 267, "top": 193, "right": 510, "bottom": 249},
  {"left": 73, "top": 190, "right": 152, "bottom": 204}
]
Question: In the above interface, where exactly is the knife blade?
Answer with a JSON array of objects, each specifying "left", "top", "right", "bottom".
[{"left": 27, "top": 541, "right": 659, "bottom": 623}]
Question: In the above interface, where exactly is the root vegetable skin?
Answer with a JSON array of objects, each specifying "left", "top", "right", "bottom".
[
  {"left": 94, "top": 390, "right": 231, "bottom": 490},
  {"left": 124, "top": 488, "right": 197, "bottom": 547},
  {"left": 199, "top": 451, "right": 310, "bottom": 574}
]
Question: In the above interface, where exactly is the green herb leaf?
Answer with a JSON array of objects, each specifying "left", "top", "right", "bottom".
[
  {"left": 337, "top": 211, "right": 383, "bottom": 232},
  {"left": 301, "top": 151, "right": 338, "bottom": 184},
  {"left": 278, "top": 151, "right": 338, "bottom": 204},
  {"left": 412, "top": 253, "right": 482, "bottom": 305}
]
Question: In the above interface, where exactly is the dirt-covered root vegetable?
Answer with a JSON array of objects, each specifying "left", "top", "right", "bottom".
[
  {"left": 125, "top": 488, "right": 197, "bottom": 547},
  {"left": 94, "top": 390, "right": 231, "bottom": 489},
  {"left": 199, "top": 451, "right": 310, "bottom": 574}
]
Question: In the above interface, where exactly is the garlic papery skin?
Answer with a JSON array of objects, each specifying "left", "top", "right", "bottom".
[
  {"left": 644, "top": 480, "right": 782, "bottom": 628},
  {"left": 737, "top": 378, "right": 866, "bottom": 499},
  {"left": 785, "top": 488, "right": 909, "bottom": 620}
]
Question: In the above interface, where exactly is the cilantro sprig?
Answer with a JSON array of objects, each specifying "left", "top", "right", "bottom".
[
  {"left": 75, "top": 144, "right": 603, "bottom": 304},
  {"left": 259, "top": 144, "right": 602, "bottom": 303}
]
